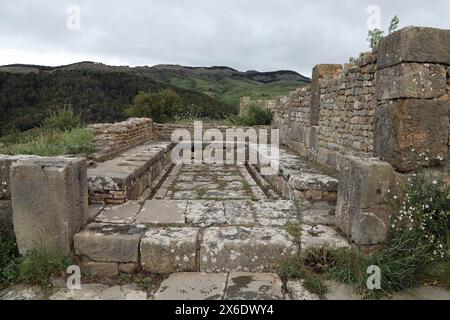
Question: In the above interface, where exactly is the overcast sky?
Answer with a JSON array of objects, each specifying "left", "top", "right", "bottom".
[{"left": 0, "top": 0, "right": 449, "bottom": 76}]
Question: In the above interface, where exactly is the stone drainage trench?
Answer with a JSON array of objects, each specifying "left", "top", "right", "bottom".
[{"left": 69, "top": 142, "right": 352, "bottom": 300}]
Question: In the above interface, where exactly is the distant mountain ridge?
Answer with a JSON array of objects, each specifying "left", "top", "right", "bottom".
[
  {"left": 0, "top": 62, "right": 310, "bottom": 106},
  {"left": 0, "top": 61, "right": 310, "bottom": 84}
]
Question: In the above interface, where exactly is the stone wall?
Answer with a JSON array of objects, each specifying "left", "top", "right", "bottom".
[
  {"left": 245, "top": 26, "right": 450, "bottom": 244},
  {"left": 88, "top": 118, "right": 154, "bottom": 161},
  {"left": 248, "top": 27, "right": 450, "bottom": 178}
]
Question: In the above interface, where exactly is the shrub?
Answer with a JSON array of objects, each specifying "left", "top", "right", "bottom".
[
  {"left": 18, "top": 249, "right": 72, "bottom": 286},
  {"left": 1, "top": 235, "right": 72, "bottom": 289},
  {"left": 0, "top": 234, "right": 20, "bottom": 289},
  {"left": 58, "top": 128, "right": 97, "bottom": 155},
  {"left": 233, "top": 103, "right": 273, "bottom": 126},
  {"left": 125, "top": 89, "right": 182, "bottom": 123},
  {"left": 42, "top": 105, "right": 81, "bottom": 132}
]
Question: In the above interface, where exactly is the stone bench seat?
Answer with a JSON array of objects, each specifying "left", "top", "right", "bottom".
[
  {"left": 88, "top": 142, "right": 174, "bottom": 204},
  {"left": 250, "top": 145, "right": 339, "bottom": 202}
]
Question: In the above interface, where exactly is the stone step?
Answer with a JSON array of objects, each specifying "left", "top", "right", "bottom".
[
  {"left": 153, "top": 272, "right": 286, "bottom": 300},
  {"left": 74, "top": 222, "right": 350, "bottom": 276}
]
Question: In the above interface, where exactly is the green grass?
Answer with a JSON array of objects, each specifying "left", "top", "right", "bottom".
[
  {"left": 168, "top": 77, "right": 306, "bottom": 107},
  {"left": 0, "top": 128, "right": 97, "bottom": 156},
  {"left": 1, "top": 234, "right": 72, "bottom": 289}
]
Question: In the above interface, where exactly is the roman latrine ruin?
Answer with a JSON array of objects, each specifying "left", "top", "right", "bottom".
[
  {"left": 0, "top": 27, "right": 449, "bottom": 275},
  {"left": 242, "top": 26, "right": 450, "bottom": 243}
]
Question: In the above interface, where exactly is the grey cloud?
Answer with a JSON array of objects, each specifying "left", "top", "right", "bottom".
[{"left": 0, "top": 0, "right": 449, "bottom": 76}]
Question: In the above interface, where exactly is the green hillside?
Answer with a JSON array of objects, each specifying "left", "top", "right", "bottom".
[{"left": 167, "top": 77, "right": 303, "bottom": 106}]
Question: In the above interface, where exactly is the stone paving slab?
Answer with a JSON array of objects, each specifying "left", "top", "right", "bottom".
[
  {"left": 224, "top": 273, "right": 284, "bottom": 300},
  {"left": 49, "top": 284, "right": 147, "bottom": 300},
  {"left": 200, "top": 227, "right": 298, "bottom": 272},
  {"left": 74, "top": 223, "right": 144, "bottom": 263},
  {"left": 140, "top": 227, "right": 199, "bottom": 273},
  {"left": 254, "top": 200, "right": 299, "bottom": 226},
  {"left": 302, "top": 208, "right": 336, "bottom": 226},
  {"left": 224, "top": 200, "right": 255, "bottom": 225},
  {"left": 186, "top": 200, "right": 226, "bottom": 225},
  {"left": 301, "top": 224, "right": 350, "bottom": 251},
  {"left": 88, "top": 204, "right": 104, "bottom": 220},
  {"left": 154, "top": 273, "right": 228, "bottom": 300},
  {"left": 136, "top": 200, "right": 187, "bottom": 224},
  {"left": 95, "top": 201, "right": 141, "bottom": 224}
]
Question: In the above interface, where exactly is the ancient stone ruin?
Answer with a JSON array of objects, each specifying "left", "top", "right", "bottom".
[{"left": 0, "top": 26, "right": 449, "bottom": 300}]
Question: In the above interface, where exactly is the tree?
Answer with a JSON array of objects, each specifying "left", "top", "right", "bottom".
[
  {"left": 367, "top": 15, "right": 400, "bottom": 49},
  {"left": 125, "top": 89, "right": 182, "bottom": 123}
]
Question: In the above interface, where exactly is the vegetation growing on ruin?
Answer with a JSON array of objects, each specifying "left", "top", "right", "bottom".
[
  {"left": 231, "top": 103, "right": 273, "bottom": 126},
  {"left": 0, "top": 235, "right": 72, "bottom": 290},
  {"left": 0, "top": 106, "right": 97, "bottom": 156},
  {"left": 367, "top": 15, "right": 400, "bottom": 49},
  {"left": 125, "top": 89, "right": 183, "bottom": 123},
  {"left": 282, "top": 172, "right": 450, "bottom": 299}
]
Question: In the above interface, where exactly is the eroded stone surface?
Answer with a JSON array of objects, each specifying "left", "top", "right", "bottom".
[
  {"left": 0, "top": 285, "right": 44, "bottom": 300},
  {"left": 74, "top": 223, "right": 144, "bottom": 263},
  {"left": 200, "top": 227, "right": 298, "bottom": 272},
  {"left": 49, "top": 284, "right": 147, "bottom": 300},
  {"left": 224, "top": 200, "right": 255, "bottom": 225},
  {"left": 140, "top": 227, "right": 199, "bottom": 273},
  {"left": 186, "top": 201, "right": 226, "bottom": 225},
  {"left": 301, "top": 225, "right": 350, "bottom": 251},
  {"left": 224, "top": 273, "right": 284, "bottom": 300},
  {"left": 95, "top": 201, "right": 141, "bottom": 224},
  {"left": 154, "top": 273, "right": 227, "bottom": 300},
  {"left": 136, "top": 200, "right": 186, "bottom": 224}
]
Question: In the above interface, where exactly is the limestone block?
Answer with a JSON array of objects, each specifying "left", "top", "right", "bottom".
[
  {"left": 378, "top": 27, "right": 450, "bottom": 69},
  {"left": 81, "top": 259, "right": 119, "bottom": 278},
  {"left": 74, "top": 223, "right": 143, "bottom": 263},
  {"left": 10, "top": 157, "right": 88, "bottom": 255},
  {"left": 301, "top": 225, "right": 350, "bottom": 250},
  {"left": 374, "top": 99, "right": 449, "bottom": 172},
  {"left": 136, "top": 200, "right": 186, "bottom": 224},
  {"left": 200, "top": 227, "right": 298, "bottom": 273},
  {"left": 140, "top": 227, "right": 198, "bottom": 273},
  {"left": 336, "top": 156, "right": 399, "bottom": 244},
  {"left": 153, "top": 273, "right": 227, "bottom": 300},
  {"left": 376, "top": 63, "right": 446, "bottom": 100},
  {"left": 224, "top": 273, "right": 284, "bottom": 300},
  {"left": 0, "top": 155, "right": 39, "bottom": 200}
]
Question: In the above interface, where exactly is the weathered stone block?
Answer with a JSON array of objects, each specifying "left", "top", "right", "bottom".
[
  {"left": 154, "top": 273, "right": 227, "bottom": 300},
  {"left": 376, "top": 63, "right": 447, "bottom": 100},
  {"left": 74, "top": 223, "right": 143, "bottom": 263},
  {"left": 95, "top": 201, "right": 141, "bottom": 224},
  {"left": 10, "top": 157, "right": 88, "bottom": 254},
  {"left": 301, "top": 225, "right": 350, "bottom": 250},
  {"left": 224, "top": 273, "right": 284, "bottom": 300},
  {"left": 0, "top": 155, "right": 39, "bottom": 200},
  {"left": 378, "top": 27, "right": 450, "bottom": 69},
  {"left": 336, "top": 156, "right": 399, "bottom": 244},
  {"left": 140, "top": 227, "right": 198, "bottom": 273},
  {"left": 374, "top": 99, "right": 449, "bottom": 172},
  {"left": 81, "top": 259, "right": 119, "bottom": 278},
  {"left": 200, "top": 227, "right": 298, "bottom": 272},
  {"left": 136, "top": 200, "right": 187, "bottom": 224}
]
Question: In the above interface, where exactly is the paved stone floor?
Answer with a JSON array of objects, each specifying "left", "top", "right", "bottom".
[
  {"left": 6, "top": 163, "right": 447, "bottom": 300},
  {"left": 2, "top": 274, "right": 449, "bottom": 300}
]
